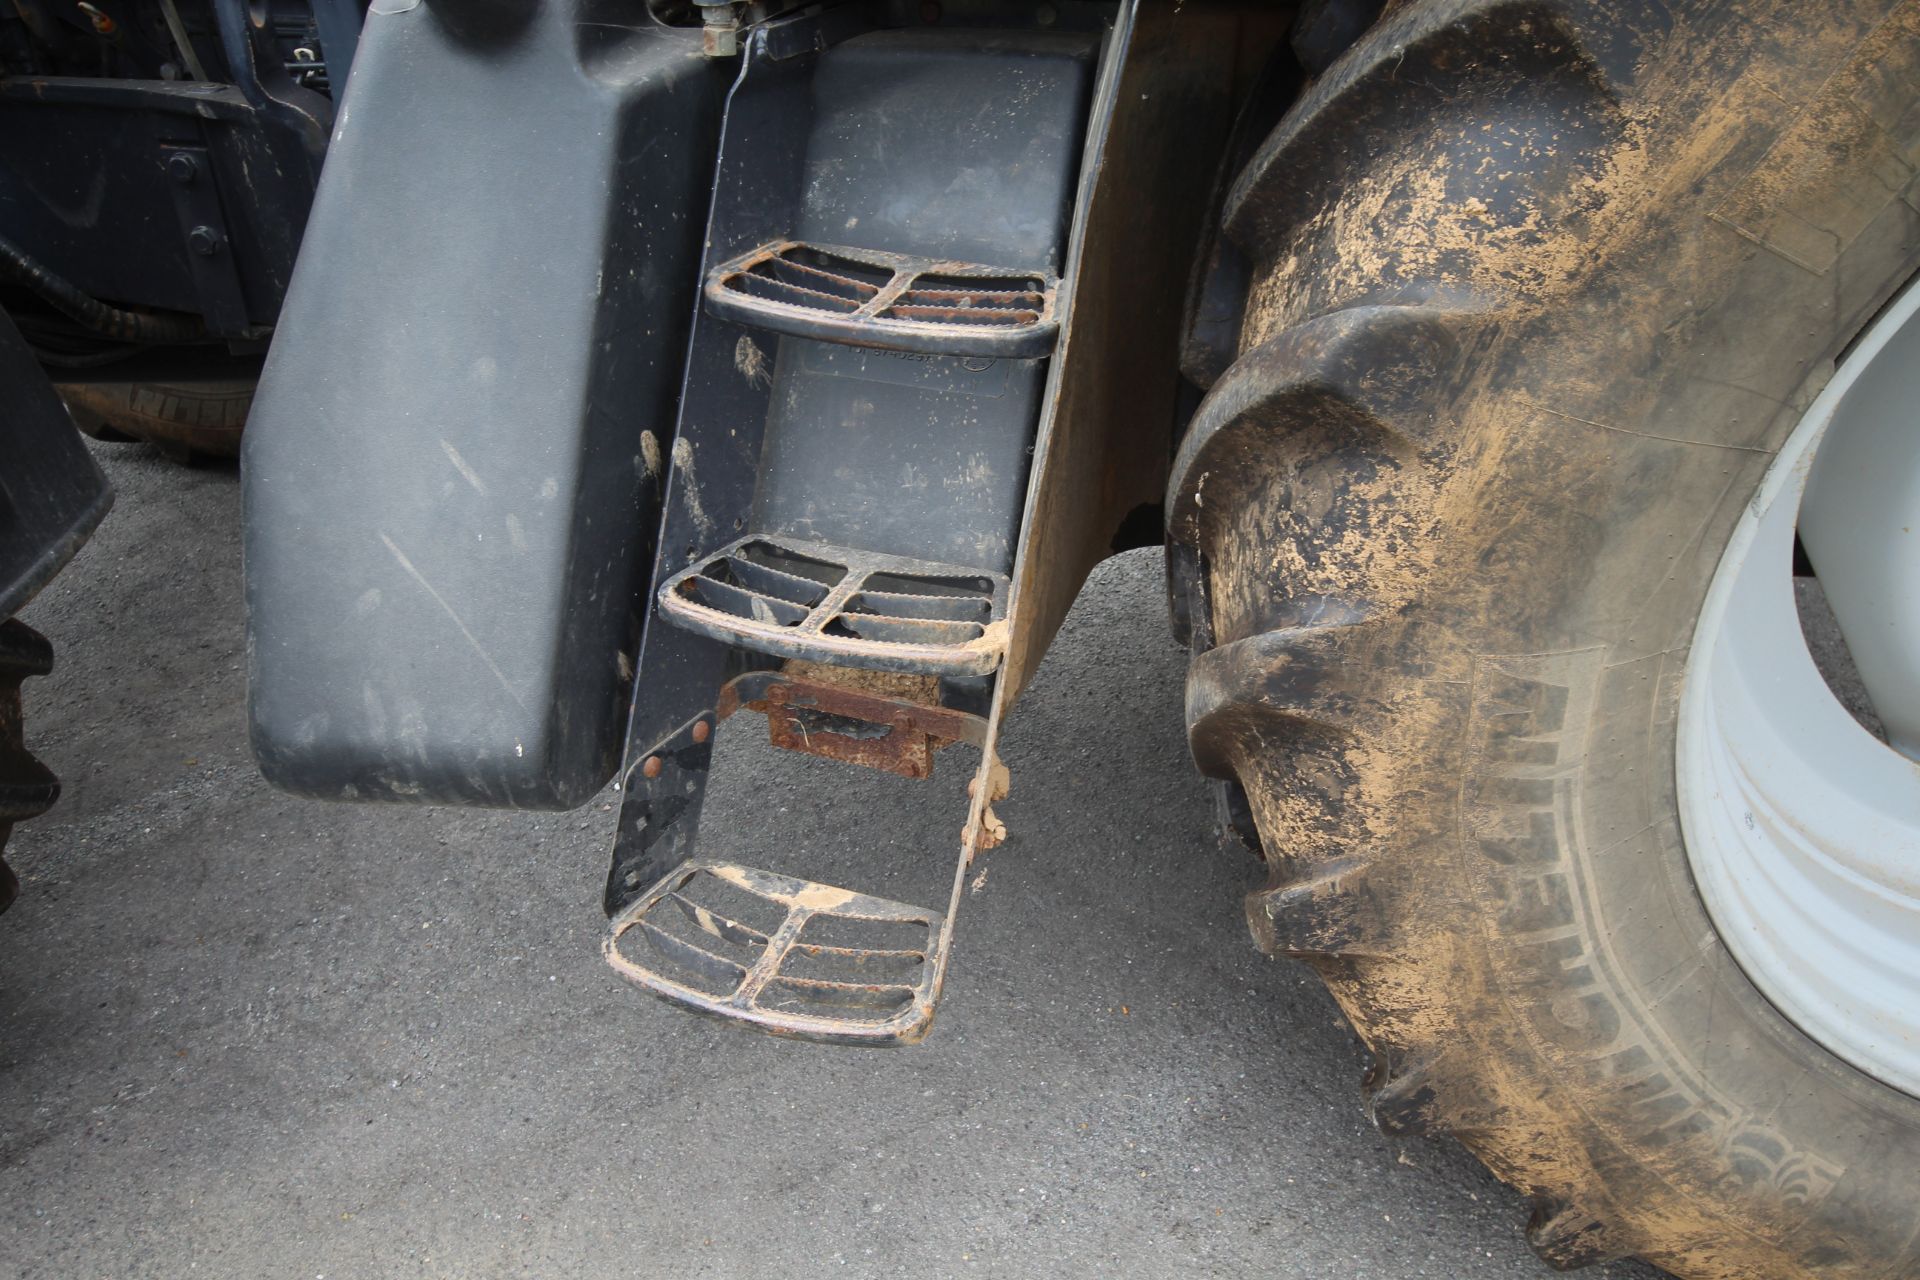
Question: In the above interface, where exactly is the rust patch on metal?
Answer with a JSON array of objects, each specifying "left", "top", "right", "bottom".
[{"left": 741, "top": 664, "right": 983, "bottom": 779}]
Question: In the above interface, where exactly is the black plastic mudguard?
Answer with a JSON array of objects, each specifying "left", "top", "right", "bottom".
[
  {"left": 0, "top": 309, "right": 111, "bottom": 618},
  {"left": 243, "top": 1, "right": 730, "bottom": 809}
]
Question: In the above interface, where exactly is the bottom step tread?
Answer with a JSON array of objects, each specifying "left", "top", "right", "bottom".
[{"left": 604, "top": 860, "right": 946, "bottom": 1045}]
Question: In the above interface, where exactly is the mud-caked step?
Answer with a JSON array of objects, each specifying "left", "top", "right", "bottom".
[
  {"left": 706, "top": 240, "right": 1060, "bottom": 359},
  {"left": 658, "top": 534, "right": 1009, "bottom": 677},
  {"left": 604, "top": 861, "right": 946, "bottom": 1045}
]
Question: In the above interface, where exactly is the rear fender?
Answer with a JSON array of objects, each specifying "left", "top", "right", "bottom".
[{"left": 244, "top": 1, "right": 730, "bottom": 808}]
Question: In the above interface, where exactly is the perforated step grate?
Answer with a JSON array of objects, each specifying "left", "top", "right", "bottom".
[
  {"left": 658, "top": 535, "right": 1008, "bottom": 676},
  {"left": 706, "top": 241, "right": 1060, "bottom": 358},
  {"left": 605, "top": 861, "right": 945, "bottom": 1045}
]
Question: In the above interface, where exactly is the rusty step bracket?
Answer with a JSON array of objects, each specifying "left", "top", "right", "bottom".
[
  {"left": 658, "top": 534, "right": 1010, "bottom": 677},
  {"left": 706, "top": 241, "right": 1060, "bottom": 359},
  {"left": 720, "top": 660, "right": 985, "bottom": 779},
  {"left": 605, "top": 861, "right": 952, "bottom": 1045}
]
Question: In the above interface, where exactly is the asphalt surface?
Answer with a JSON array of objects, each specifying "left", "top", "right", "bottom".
[{"left": 1, "top": 442, "right": 1674, "bottom": 1280}]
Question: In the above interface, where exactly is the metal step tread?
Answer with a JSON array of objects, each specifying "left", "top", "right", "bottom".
[
  {"left": 658, "top": 534, "right": 1009, "bottom": 676},
  {"left": 705, "top": 240, "right": 1060, "bottom": 359},
  {"left": 604, "top": 860, "right": 947, "bottom": 1045}
]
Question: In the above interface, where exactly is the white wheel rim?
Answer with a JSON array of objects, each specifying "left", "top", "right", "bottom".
[{"left": 1679, "top": 278, "right": 1920, "bottom": 1097}]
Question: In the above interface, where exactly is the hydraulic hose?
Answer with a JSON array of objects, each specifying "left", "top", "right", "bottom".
[{"left": 0, "top": 232, "right": 206, "bottom": 344}]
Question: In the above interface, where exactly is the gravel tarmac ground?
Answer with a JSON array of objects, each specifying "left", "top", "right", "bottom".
[{"left": 1, "top": 442, "right": 1677, "bottom": 1280}]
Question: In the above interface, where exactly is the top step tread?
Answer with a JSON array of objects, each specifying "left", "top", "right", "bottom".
[{"left": 706, "top": 240, "right": 1060, "bottom": 359}]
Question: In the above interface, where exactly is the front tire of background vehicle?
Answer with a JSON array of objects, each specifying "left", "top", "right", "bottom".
[
  {"left": 1166, "top": 1, "right": 1920, "bottom": 1276},
  {"left": 0, "top": 620, "right": 58, "bottom": 915},
  {"left": 60, "top": 378, "right": 253, "bottom": 462}
]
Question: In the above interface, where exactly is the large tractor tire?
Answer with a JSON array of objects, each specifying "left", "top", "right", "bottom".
[{"left": 1167, "top": 0, "right": 1920, "bottom": 1276}]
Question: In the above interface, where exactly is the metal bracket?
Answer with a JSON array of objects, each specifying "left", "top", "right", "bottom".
[{"left": 156, "top": 141, "right": 251, "bottom": 335}]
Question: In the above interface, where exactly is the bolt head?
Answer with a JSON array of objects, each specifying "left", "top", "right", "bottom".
[
  {"left": 187, "top": 226, "right": 222, "bottom": 257},
  {"left": 167, "top": 153, "right": 198, "bottom": 185}
]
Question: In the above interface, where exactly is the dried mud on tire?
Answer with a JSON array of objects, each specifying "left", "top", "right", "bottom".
[{"left": 1168, "top": 1, "right": 1920, "bottom": 1276}]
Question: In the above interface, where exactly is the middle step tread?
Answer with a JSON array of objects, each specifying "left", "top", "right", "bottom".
[{"left": 659, "top": 534, "right": 1010, "bottom": 677}]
